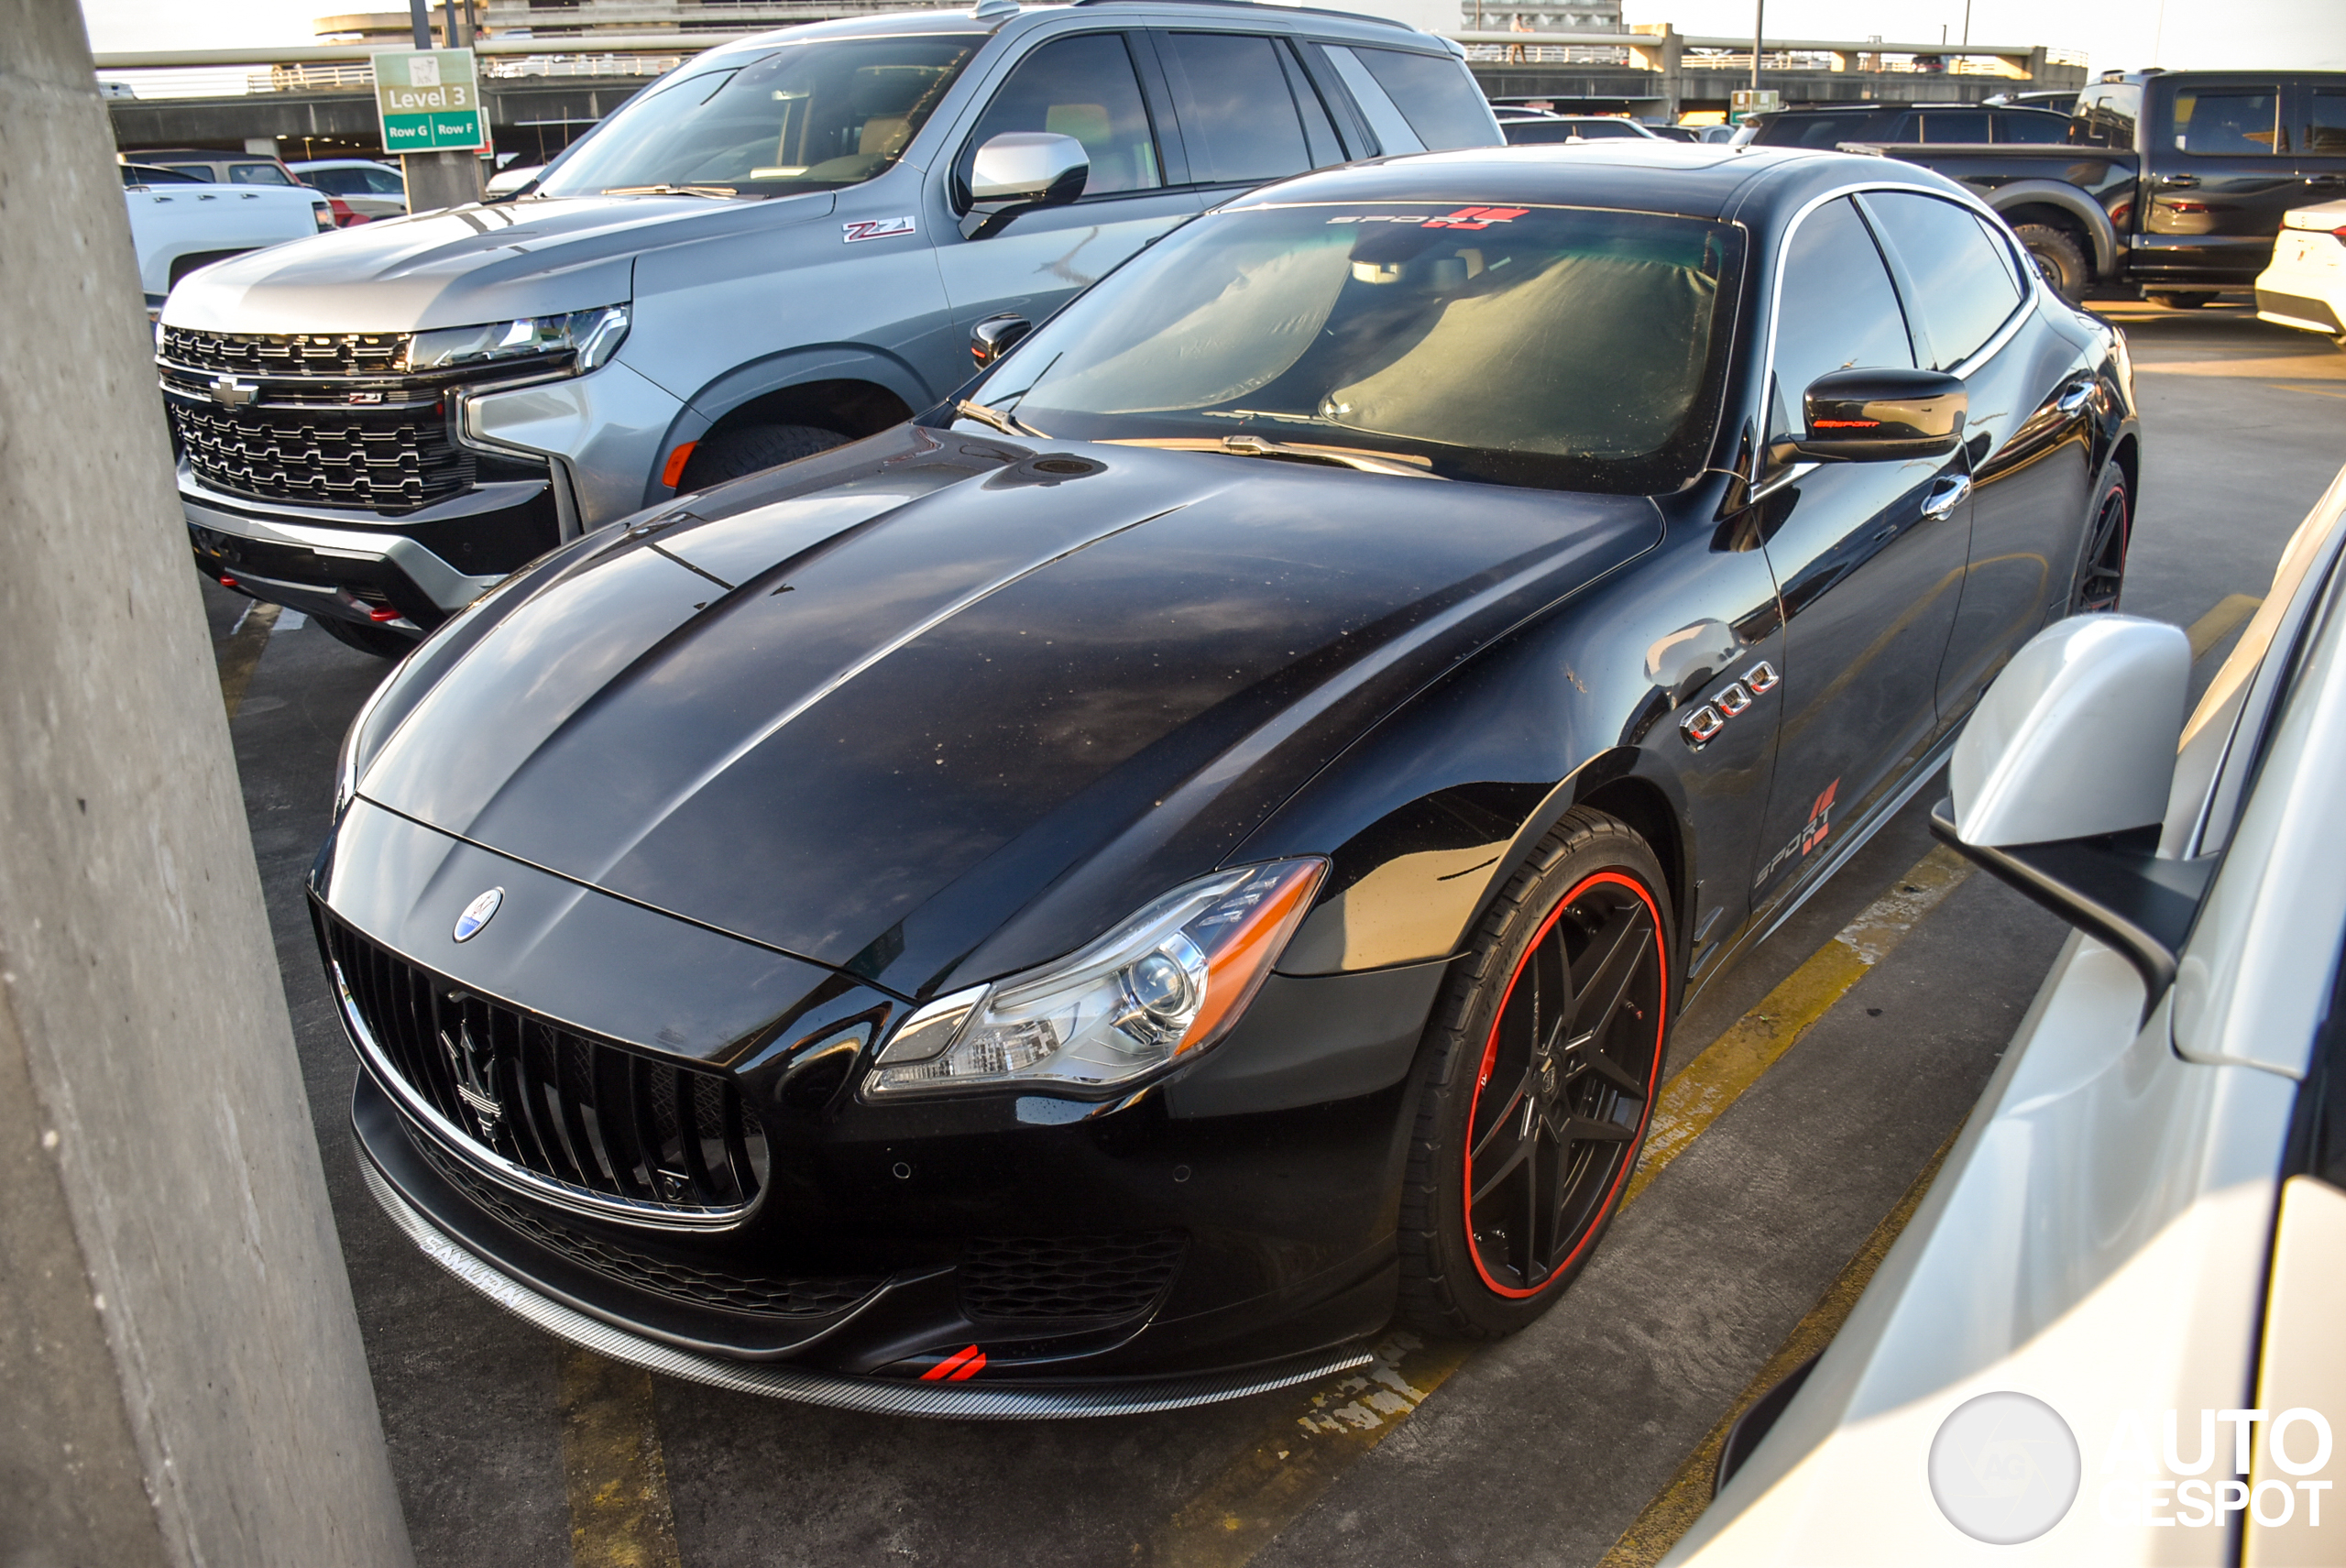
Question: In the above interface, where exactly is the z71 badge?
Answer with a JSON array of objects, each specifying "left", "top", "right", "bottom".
[{"left": 843, "top": 215, "right": 916, "bottom": 243}]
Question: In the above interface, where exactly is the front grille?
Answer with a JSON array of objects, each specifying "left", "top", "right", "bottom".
[
  {"left": 162, "top": 325, "right": 408, "bottom": 378},
  {"left": 405, "top": 1128, "right": 880, "bottom": 1317},
  {"left": 960, "top": 1233, "right": 1187, "bottom": 1322},
  {"left": 324, "top": 918, "right": 767, "bottom": 1219},
  {"left": 170, "top": 399, "right": 474, "bottom": 513}
]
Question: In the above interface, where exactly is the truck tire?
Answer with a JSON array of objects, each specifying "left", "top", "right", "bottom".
[
  {"left": 678, "top": 422, "right": 848, "bottom": 489},
  {"left": 2147, "top": 292, "right": 2213, "bottom": 309},
  {"left": 2011, "top": 224, "right": 2088, "bottom": 305}
]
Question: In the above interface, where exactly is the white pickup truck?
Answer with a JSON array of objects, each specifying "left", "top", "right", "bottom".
[{"left": 120, "top": 165, "right": 331, "bottom": 314}]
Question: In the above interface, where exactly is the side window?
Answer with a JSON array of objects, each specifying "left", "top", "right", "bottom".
[
  {"left": 1156, "top": 32, "right": 1311, "bottom": 185},
  {"left": 1349, "top": 46, "right": 1497, "bottom": 152},
  {"left": 959, "top": 33, "right": 1162, "bottom": 197},
  {"left": 2077, "top": 84, "right": 2140, "bottom": 148},
  {"left": 2169, "top": 85, "right": 2286, "bottom": 155},
  {"left": 1862, "top": 191, "right": 2024, "bottom": 369},
  {"left": 1921, "top": 110, "right": 1990, "bottom": 143},
  {"left": 2306, "top": 88, "right": 2346, "bottom": 155},
  {"left": 366, "top": 167, "right": 410, "bottom": 195},
  {"left": 1996, "top": 111, "right": 2068, "bottom": 145},
  {"left": 1277, "top": 42, "right": 1344, "bottom": 167},
  {"left": 229, "top": 163, "right": 294, "bottom": 185},
  {"left": 1770, "top": 197, "right": 1914, "bottom": 438}
]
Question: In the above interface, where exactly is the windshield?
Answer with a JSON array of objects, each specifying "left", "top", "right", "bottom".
[
  {"left": 537, "top": 35, "right": 982, "bottom": 199},
  {"left": 959, "top": 203, "right": 1740, "bottom": 494}
]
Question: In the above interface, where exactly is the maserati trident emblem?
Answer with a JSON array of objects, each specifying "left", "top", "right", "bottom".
[
  {"left": 206, "top": 374, "right": 258, "bottom": 408},
  {"left": 438, "top": 1020, "right": 504, "bottom": 1138},
  {"left": 453, "top": 886, "right": 504, "bottom": 942}
]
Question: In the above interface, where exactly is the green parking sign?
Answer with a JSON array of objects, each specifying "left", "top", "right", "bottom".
[{"left": 372, "top": 49, "right": 488, "bottom": 153}]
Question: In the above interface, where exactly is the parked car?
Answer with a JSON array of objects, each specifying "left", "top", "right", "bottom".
[
  {"left": 1503, "top": 114, "right": 1661, "bottom": 144},
  {"left": 127, "top": 147, "right": 306, "bottom": 187},
  {"left": 318, "top": 141, "right": 2140, "bottom": 1415},
  {"left": 1837, "top": 69, "right": 2346, "bottom": 306},
  {"left": 2254, "top": 197, "right": 2346, "bottom": 345},
  {"left": 290, "top": 159, "right": 410, "bottom": 220},
  {"left": 483, "top": 161, "right": 542, "bottom": 197},
  {"left": 1663, "top": 462, "right": 2346, "bottom": 1564},
  {"left": 121, "top": 172, "right": 333, "bottom": 316},
  {"left": 159, "top": 2, "right": 1501, "bottom": 658},
  {"left": 1985, "top": 86, "right": 2080, "bottom": 115},
  {"left": 1649, "top": 123, "right": 1702, "bottom": 143},
  {"left": 1739, "top": 101, "right": 2073, "bottom": 149}
]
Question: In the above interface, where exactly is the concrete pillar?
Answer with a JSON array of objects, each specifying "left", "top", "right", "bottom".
[
  {"left": 1628, "top": 24, "right": 1681, "bottom": 122},
  {"left": 402, "top": 148, "right": 484, "bottom": 213},
  {"left": 0, "top": 5, "right": 414, "bottom": 1566}
]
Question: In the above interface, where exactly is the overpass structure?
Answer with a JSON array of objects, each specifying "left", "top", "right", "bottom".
[{"left": 93, "top": 22, "right": 2087, "bottom": 162}]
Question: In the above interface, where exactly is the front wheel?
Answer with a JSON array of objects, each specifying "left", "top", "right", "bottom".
[
  {"left": 2069, "top": 462, "right": 2130, "bottom": 615},
  {"left": 1397, "top": 808, "right": 1673, "bottom": 1338}
]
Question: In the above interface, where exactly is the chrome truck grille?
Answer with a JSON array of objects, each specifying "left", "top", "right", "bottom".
[{"left": 322, "top": 916, "right": 768, "bottom": 1226}]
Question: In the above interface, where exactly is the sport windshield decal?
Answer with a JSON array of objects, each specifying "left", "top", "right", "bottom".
[
  {"left": 843, "top": 215, "right": 916, "bottom": 243},
  {"left": 1325, "top": 206, "right": 1531, "bottom": 230}
]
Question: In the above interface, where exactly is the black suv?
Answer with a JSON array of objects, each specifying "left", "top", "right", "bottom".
[{"left": 1742, "top": 103, "right": 2071, "bottom": 148}]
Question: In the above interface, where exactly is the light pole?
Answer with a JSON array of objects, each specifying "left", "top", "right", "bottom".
[{"left": 1752, "top": 0, "right": 1763, "bottom": 95}]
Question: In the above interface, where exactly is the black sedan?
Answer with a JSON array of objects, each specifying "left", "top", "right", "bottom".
[{"left": 317, "top": 144, "right": 2139, "bottom": 1416}]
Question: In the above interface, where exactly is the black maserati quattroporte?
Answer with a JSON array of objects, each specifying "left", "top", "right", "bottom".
[{"left": 318, "top": 144, "right": 2140, "bottom": 1415}]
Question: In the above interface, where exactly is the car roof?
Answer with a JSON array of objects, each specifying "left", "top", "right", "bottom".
[
  {"left": 1223, "top": 143, "right": 1856, "bottom": 224},
  {"left": 698, "top": 0, "right": 1426, "bottom": 56}
]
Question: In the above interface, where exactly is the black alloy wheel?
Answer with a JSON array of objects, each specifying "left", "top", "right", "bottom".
[
  {"left": 2070, "top": 464, "right": 2130, "bottom": 615},
  {"left": 1398, "top": 809, "right": 1672, "bottom": 1337}
]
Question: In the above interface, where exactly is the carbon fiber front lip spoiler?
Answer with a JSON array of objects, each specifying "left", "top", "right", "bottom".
[{"left": 358, "top": 1155, "right": 1373, "bottom": 1419}]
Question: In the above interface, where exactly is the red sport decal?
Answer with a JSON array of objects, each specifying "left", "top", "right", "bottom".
[
  {"left": 1422, "top": 206, "right": 1529, "bottom": 230},
  {"left": 918, "top": 1343, "right": 987, "bottom": 1381},
  {"left": 1800, "top": 778, "right": 1838, "bottom": 857}
]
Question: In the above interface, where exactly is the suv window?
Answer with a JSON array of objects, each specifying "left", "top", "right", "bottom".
[
  {"left": 1351, "top": 46, "right": 1496, "bottom": 151},
  {"left": 1755, "top": 110, "right": 1911, "bottom": 148},
  {"left": 1770, "top": 197, "right": 1913, "bottom": 436},
  {"left": 1920, "top": 110, "right": 1990, "bottom": 143},
  {"left": 959, "top": 33, "right": 1162, "bottom": 195},
  {"left": 2307, "top": 88, "right": 2346, "bottom": 155},
  {"left": 229, "top": 162, "right": 294, "bottom": 185},
  {"left": 1995, "top": 109, "right": 2068, "bottom": 144},
  {"left": 1157, "top": 32, "right": 1313, "bottom": 185},
  {"left": 2076, "top": 83, "right": 2141, "bottom": 148},
  {"left": 2170, "top": 84, "right": 2286, "bottom": 155},
  {"left": 1863, "top": 192, "right": 2023, "bottom": 368}
]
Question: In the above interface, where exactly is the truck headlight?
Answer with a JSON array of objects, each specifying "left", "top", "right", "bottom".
[
  {"left": 864, "top": 859, "right": 1327, "bottom": 1100},
  {"left": 405, "top": 304, "right": 630, "bottom": 373}
]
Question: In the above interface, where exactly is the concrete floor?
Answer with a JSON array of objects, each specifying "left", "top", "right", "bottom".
[{"left": 206, "top": 301, "right": 2345, "bottom": 1567}]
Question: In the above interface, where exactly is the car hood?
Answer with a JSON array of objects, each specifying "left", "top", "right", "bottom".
[
  {"left": 355, "top": 433, "right": 1657, "bottom": 996},
  {"left": 160, "top": 190, "right": 836, "bottom": 334}
]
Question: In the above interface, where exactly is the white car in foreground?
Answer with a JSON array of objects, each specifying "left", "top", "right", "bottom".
[
  {"left": 2255, "top": 200, "right": 2346, "bottom": 346},
  {"left": 1667, "top": 461, "right": 2346, "bottom": 1565}
]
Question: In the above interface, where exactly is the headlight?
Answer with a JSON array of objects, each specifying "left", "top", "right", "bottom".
[
  {"left": 864, "top": 859, "right": 1327, "bottom": 1099},
  {"left": 405, "top": 304, "right": 630, "bottom": 373}
]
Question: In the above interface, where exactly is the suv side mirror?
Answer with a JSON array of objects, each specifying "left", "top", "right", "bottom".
[
  {"left": 970, "top": 313, "right": 1032, "bottom": 367},
  {"left": 1790, "top": 367, "right": 1967, "bottom": 463},
  {"left": 1931, "top": 614, "right": 2209, "bottom": 1009},
  {"left": 962, "top": 133, "right": 1088, "bottom": 240}
]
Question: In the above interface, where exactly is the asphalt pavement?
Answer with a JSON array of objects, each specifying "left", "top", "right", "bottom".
[{"left": 205, "top": 299, "right": 2345, "bottom": 1568}]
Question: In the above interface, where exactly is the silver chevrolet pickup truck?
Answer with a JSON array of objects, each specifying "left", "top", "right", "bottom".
[{"left": 160, "top": 0, "right": 1499, "bottom": 654}]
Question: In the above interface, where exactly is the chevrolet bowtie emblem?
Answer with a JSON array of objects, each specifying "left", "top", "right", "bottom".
[
  {"left": 439, "top": 1021, "right": 504, "bottom": 1139},
  {"left": 207, "top": 374, "right": 258, "bottom": 408}
]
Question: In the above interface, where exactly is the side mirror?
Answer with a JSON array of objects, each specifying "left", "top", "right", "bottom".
[
  {"left": 970, "top": 313, "right": 1032, "bottom": 367},
  {"left": 1931, "top": 615, "right": 2209, "bottom": 1009},
  {"left": 962, "top": 133, "right": 1088, "bottom": 240},
  {"left": 1791, "top": 367, "right": 1967, "bottom": 463}
]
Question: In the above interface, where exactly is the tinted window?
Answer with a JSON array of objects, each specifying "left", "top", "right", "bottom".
[
  {"left": 1752, "top": 111, "right": 1904, "bottom": 148},
  {"left": 2171, "top": 85, "right": 2284, "bottom": 155},
  {"left": 2077, "top": 83, "right": 2140, "bottom": 148},
  {"left": 302, "top": 168, "right": 365, "bottom": 194},
  {"left": 961, "top": 33, "right": 1161, "bottom": 195},
  {"left": 228, "top": 163, "right": 294, "bottom": 185},
  {"left": 1352, "top": 46, "right": 1497, "bottom": 151},
  {"left": 973, "top": 203, "right": 1739, "bottom": 494},
  {"left": 1995, "top": 110, "right": 2069, "bottom": 144},
  {"left": 360, "top": 166, "right": 409, "bottom": 194},
  {"left": 1863, "top": 192, "right": 2023, "bottom": 368},
  {"left": 1278, "top": 44, "right": 1345, "bottom": 167},
  {"left": 1771, "top": 197, "right": 1913, "bottom": 434},
  {"left": 1158, "top": 33, "right": 1310, "bottom": 184},
  {"left": 159, "top": 164, "right": 213, "bottom": 181},
  {"left": 121, "top": 164, "right": 202, "bottom": 185},
  {"left": 2307, "top": 88, "right": 2346, "bottom": 155},
  {"left": 1921, "top": 111, "right": 1990, "bottom": 143}
]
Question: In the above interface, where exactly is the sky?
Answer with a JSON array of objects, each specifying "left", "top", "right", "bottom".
[{"left": 76, "top": 0, "right": 2346, "bottom": 71}]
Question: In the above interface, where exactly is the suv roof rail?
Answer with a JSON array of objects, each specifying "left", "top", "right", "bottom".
[{"left": 1069, "top": 0, "right": 1418, "bottom": 32}]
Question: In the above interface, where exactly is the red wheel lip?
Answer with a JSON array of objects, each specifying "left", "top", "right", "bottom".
[{"left": 1461, "top": 870, "right": 1668, "bottom": 1300}]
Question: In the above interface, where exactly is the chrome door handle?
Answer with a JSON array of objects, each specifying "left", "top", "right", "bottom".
[
  {"left": 2055, "top": 381, "right": 2094, "bottom": 414},
  {"left": 1921, "top": 474, "right": 1972, "bottom": 521}
]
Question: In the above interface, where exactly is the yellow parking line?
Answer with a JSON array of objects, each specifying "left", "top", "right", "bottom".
[
  {"left": 1143, "top": 845, "right": 1972, "bottom": 1567},
  {"left": 559, "top": 1345, "right": 684, "bottom": 1568},
  {"left": 2266, "top": 381, "right": 2346, "bottom": 399},
  {"left": 215, "top": 599, "right": 280, "bottom": 718},
  {"left": 1595, "top": 1123, "right": 1965, "bottom": 1568},
  {"left": 2187, "top": 594, "right": 2264, "bottom": 663}
]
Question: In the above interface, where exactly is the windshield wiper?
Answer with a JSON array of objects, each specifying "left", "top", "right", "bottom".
[
  {"left": 599, "top": 183, "right": 739, "bottom": 199},
  {"left": 955, "top": 400, "right": 1047, "bottom": 439},
  {"left": 1101, "top": 433, "right": 1442, "bottom": 479}
]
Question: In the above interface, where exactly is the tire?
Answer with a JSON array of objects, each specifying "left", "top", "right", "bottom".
[
  {"left": 2069, "top": 461, "right": 2130, "bottom": 615},
  {"left": 1397, "top": 808, "right": 1675, "bottom": 1339},
  {"left": 2011, "top": 224, "right": 2088, "bottom": 306},
  {"left": 316, "top": 613, "right": 418, "bottom": 659},
  {"left": 677, "top": 422, "right": 848, "bottom": 489},
  {"left": 2147, "top": 291, "right": 2212, "bottom": 309}
]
